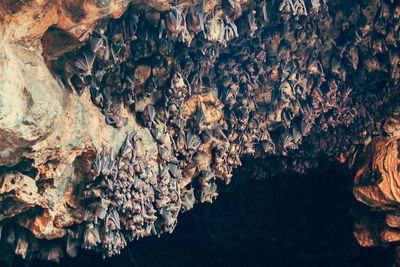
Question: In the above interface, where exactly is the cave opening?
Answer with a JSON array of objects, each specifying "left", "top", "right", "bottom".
[{"left": 4, "top": 161, "right": 394, "bottom": 267}]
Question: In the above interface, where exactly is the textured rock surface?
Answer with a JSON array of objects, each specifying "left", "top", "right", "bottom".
[
  {"left": 0, "top": 0, "right": 231, "bottom": 262},
  {"left": 0, "top": 41, "right": 64, "bottom": 166},
  {"left": 0, "top": 35, "right": 156, "bottom": 241},
  {"left": 352, "top": 136, "right": 400, "bottom": 248},
  {"left": 1, "top": 0, "right": 400, "bottom": 264},
  {"left": 1, "top": 0, "right": 135, "bottom": 43},
  {"left": 0, "top": 18, "right": 157, "bottom": 245},
  {"left": 0, "top": 0, "right": 228, "bottom": 44}
]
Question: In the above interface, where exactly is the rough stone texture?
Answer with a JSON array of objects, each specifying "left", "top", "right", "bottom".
[
  {"left": 0, "top": 0, "right": 166, "bottom": 244},
  {"left": 352, "top": 136, "right": 400, "bottom": 248},
  {"left": 0, "top": 1, "right": 229, "bottom": 261},
  {"left": 0, "top": 0, "right": 232, "bottom": 44},
  {"left": 0, "top": 34, "right": 157, "bottom": 241},
  {"left": 0, "top": 41, "right": 65, "bottom": 166},
  {"left": 353, "top": 137, "right": 400, "bottom": 209},
  {"left": 1, "top": 0, "right": 400, "bottom": 264},
  {"left": 1, "top": 0, "right": 132, "bottom": 44},
  {"left": 0, "top": 172, "right": 41, "bottom": 221}
]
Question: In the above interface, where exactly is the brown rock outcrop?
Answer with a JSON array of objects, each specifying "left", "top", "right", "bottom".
[
  {"left": 353, "top": 137, "right": 400, "bottom": 209},
  {"left": 0, "top": 0, "right": 154, "bottom": 44},
  {"left": 352, "top": 135, "right": 400, "bottom": 250}
]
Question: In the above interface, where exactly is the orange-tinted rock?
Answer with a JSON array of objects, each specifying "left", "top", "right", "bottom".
[
  {"left": 352, "top": 136, "right": 400, "bottom": 251},
  {"left": 182, "top": 92, "right": 224, "bottom": 123},
  {"left": 19, "top": 208, "right": 66, "bottom": 239},
  {"left": 386, "top": 214, "right": 400, "bottom": 228},
  {"left": 352, "top": 207, "right": 384, "bottom": 247},
  {"left": 135, "top": 65, "right": 152, "bottom": 86},
  {"left": 381, "top": 228, "right": 400, "bottom": 243},
  {"left": 0, "top": 173, "right": 42, "bottom": 220},
  {"left": 0, "top": 0, "right": 134, "bottom": 44},
  {"left": 0, "top": 0, "right": 229, "bottom": 45},
  {"left": 353, "top": 138, "right": 400, "bottom": 209}
]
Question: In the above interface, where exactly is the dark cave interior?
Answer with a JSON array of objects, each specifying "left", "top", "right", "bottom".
[{"left": 3, "top": 159, "right": 394, "bottom": 267}]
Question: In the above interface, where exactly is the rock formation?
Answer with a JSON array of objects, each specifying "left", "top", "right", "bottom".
[{"left": 1, "top": 0, "right": 400, "bottom": 264}]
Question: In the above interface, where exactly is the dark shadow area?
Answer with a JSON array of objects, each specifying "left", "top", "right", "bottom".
[
  {"left": 4, "top": 163, "right": 394, "bottom": 267},
  {"left": 0, "top": 157, "right": 38, "bottom": 179}
]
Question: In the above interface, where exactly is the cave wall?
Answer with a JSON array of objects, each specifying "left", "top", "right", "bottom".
[{"left": 1, "top": 0, "right": 400, "bottom": 264}]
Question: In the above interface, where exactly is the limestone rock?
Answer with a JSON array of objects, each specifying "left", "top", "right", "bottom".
[
  {"left": 0, "top": 29, "right": 157, "bottom": 242},
  {"left": 0, "top": 41, "right": 65, "bottom": 166},
  {"left": 0, "top": 172, "right": 42, "bottom": 221}
]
